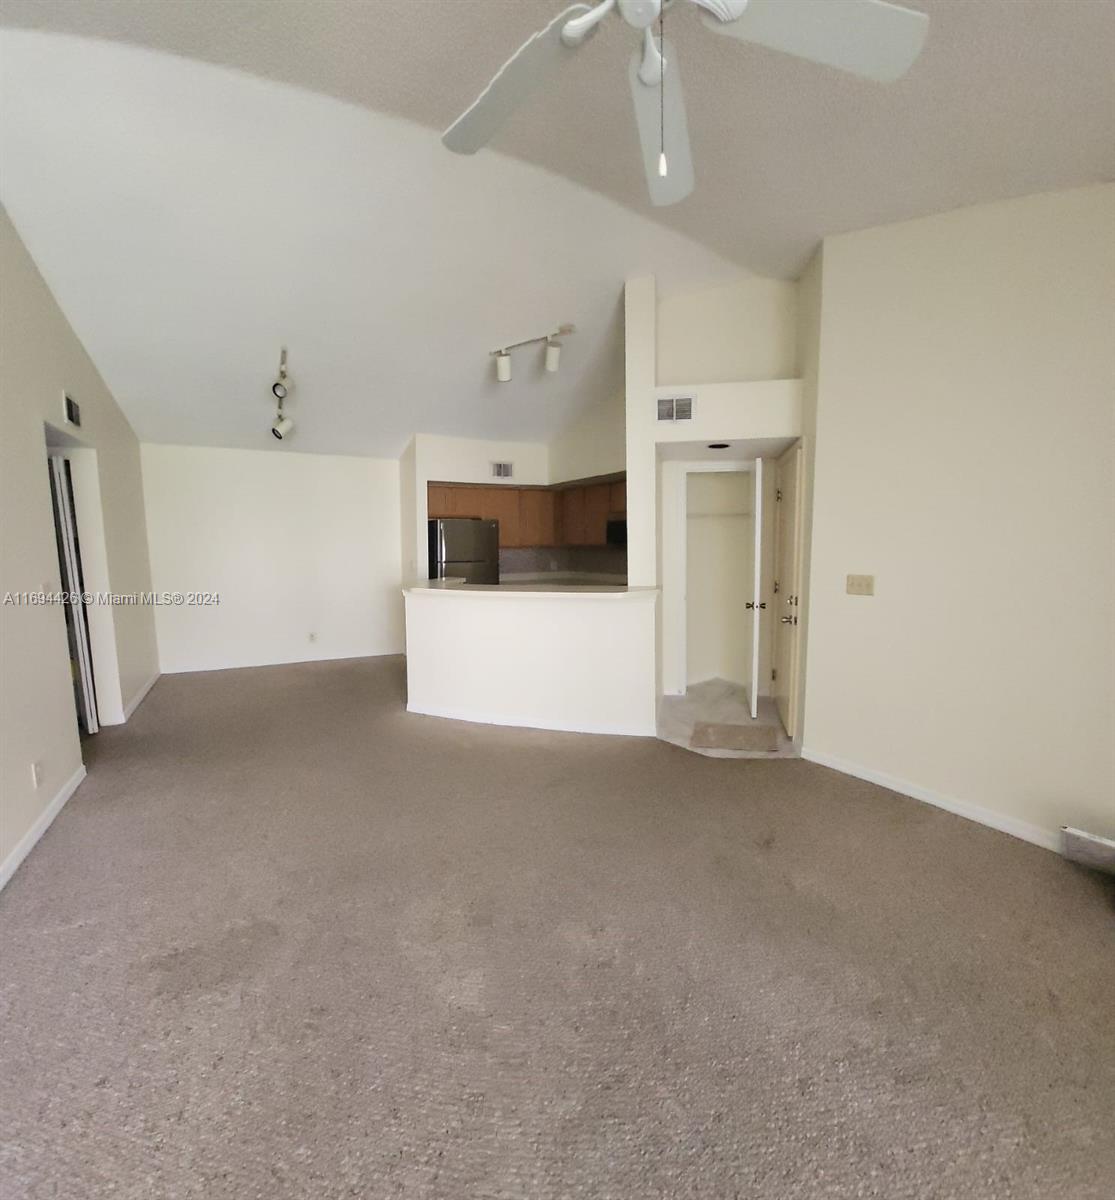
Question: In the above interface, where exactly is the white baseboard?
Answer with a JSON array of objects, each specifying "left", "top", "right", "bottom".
[
  {"left": 122, "top": 672, "right": 159, "bottom": 720},
  {"left": 407, "top": 701, "right": 655, "bottom": 738},
  {"left": 801, "top": 748, "right": 1061, "bottom": 853},
  {"left": 0, "top": 764, "right": 87, "bottom": 891}
]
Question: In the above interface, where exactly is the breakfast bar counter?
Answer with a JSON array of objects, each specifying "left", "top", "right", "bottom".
[{"left": 402, "top": 581, "right": 658, "bottom": 736}]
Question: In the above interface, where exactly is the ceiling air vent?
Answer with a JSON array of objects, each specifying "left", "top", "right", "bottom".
[
  {"left": 491, "top": 461, "right": 513, "bottom": 479},
  {"left": 657, "top": 395, "right": 694, "bottom": 421}
]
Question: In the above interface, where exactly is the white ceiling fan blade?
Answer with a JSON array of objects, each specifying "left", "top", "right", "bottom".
[
  {"left": 443, "top": 5, "right": 593, "bottom": 154},
  {"left": 628, "top": 36, "right": 694, "bottom": 207},
  {"left": 698, "top": 0, "right": 929, "bottom": 83}
]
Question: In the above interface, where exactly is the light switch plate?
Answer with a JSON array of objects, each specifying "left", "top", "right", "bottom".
[{"left": 846, "top": 574, "right": 875, "bottom": 596}]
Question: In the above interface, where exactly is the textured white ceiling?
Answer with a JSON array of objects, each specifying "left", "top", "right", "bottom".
[
  {"left": 2, "top": 0, "right": 1113, "bottom": 277},
  {"left": 0, "top": 31, "right": 742, "bottom": 456}
]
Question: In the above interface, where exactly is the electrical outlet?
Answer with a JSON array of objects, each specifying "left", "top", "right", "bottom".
[
  {"left": 846, "top": 574, "right": 875, "bottom": 596},
  {"left": 31, "top": 761, "right": 43, "bottom": 789}
]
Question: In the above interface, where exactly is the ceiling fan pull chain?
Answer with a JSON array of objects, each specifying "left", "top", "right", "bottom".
[{"left": 658, "top": 6, "right": 668, "bottom": 176}]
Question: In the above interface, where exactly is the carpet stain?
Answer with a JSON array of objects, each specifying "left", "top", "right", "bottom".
[{"left": 143, "top": 918, "right": 281, "bottom": 997}]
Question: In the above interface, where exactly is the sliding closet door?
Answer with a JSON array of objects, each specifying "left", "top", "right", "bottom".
[
  {"left": 749, "top": 458, "right": 764, "bottom": 718},
  {"left": 49, "top": 456, "right": 99, "bottom": 734}
]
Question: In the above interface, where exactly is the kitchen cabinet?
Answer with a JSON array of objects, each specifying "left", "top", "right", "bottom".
[
  {"left": 427, "top": 478, "right": 623, "bottom": 549},
  {"left": 519, "top": 488, "right": 556, "bottom": 547},
  {"left": 560, "top": 486, "right": 586, "bottom": 546},
  {"left": 427, "top": 485, "right": 452, "bottom": 518},
  {"left": 478, "top": 486, "right": 521, "bottom": 547},
  {"left": 584, "top": 484, "right": 611, "bottom": 546}
]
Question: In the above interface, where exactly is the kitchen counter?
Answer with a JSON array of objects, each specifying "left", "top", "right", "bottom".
[
  {"left": 405, "top": 579, "right": 647, "bottom": 597},
  {"left": 402, "top": 582, "right": 657, "bottom": 735}
]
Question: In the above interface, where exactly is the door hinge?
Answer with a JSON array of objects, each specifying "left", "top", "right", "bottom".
[
  {"left": 776, "top": 488, "right": 783, "bottom": 501},
  {"left": 773, "top": 580, "right": 780, "bottom": 595},
  {"left": 771, "top": 668, "right": 777, "bottom": 682}
]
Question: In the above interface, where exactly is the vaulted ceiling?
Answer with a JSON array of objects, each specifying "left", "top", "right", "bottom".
[
  {"left": 5, "top": 0, "right": 1113, "bottom": 276},
  {"left": 1, "top": 1, "right": 1112, "bottom": 457}
]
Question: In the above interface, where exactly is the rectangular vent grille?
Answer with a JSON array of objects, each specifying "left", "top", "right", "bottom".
[
  {"left": 657, "top": 395, "right": 693, "bottom": 421},
  {"left": 491, "top": 461, "right": 513, "bottom": 478},
  {"left": 64, "top": 394, "right": 81, "bottom": 428}
]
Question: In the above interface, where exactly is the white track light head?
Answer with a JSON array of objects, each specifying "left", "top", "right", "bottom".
[
  {"left": 272, "top": 415, "right": 294, "bottom": 440},
  {"left": 544, "top": 340, "right": 561, "bottom": 373},
  {"left": 495, "top": 352, "right": 512, "bottom": 383}
]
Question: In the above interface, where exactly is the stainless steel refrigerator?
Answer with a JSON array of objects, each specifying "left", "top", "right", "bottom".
[{"left": 428, "top": 518, "right": 500, "bottom": 584}]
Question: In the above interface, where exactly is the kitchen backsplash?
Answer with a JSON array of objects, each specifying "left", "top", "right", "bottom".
[{"left": 500, "top": 545, "right": 628, "bottom": 578}]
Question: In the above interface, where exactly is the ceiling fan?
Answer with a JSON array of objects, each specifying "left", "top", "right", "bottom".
[{"left": 443, "top": 0, "right": 929, "bottom": 207}]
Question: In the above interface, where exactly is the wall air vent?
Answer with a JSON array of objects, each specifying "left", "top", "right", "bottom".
[
  {"left": 657, "top": 395, "right": 694, "bottom": 421},
  {"left": 63, "top": 394, "right": 81, "bottom": 428},
  {"left": 491, "top": 461, "right": 513, "bottom": 479}
]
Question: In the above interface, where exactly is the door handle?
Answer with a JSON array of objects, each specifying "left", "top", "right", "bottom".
[{"left": 781, "top": 616, "right": 795, "bottom": 624}]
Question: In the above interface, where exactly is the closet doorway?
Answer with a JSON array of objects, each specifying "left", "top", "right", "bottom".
[{"left": 658, "top": 438, "right": 802, "bottom": 757}]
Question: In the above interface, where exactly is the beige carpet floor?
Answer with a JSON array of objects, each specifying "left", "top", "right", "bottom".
[{"left": 1, "top": 656, "right": 1112, "bottom": 1199}]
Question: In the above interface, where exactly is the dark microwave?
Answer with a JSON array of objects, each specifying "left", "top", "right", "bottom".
[{"left": 606, "top": 518, "right": 627, "bottom": 547}]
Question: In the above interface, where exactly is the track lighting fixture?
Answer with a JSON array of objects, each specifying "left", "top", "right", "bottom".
[
  {"left": 270, "top": 347, "right": 294, "bottom": 439},
  {"left": 490, "top": 324, "right": 575, "bottom": 383},
  {"left": 272, "top": 347, "right": 292, "bottom": 401}
]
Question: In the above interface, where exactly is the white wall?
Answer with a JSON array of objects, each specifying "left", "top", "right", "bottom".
[
  {"left": 793, "top": 249, "right": 823, "bottom": 748},
  {"left": 625, "top": 278, "right": 659, "bottom": 589},
  {"left": 0, "top": 208, "right": 159, "bottom": 879},
  {"left": 142, "top": 444, "right": 404, "bottom": 672},
  {"left": 405, "top": 588, "right": 657, "bottom": 736},
  {"left": 548, "top": 391, "right": 626, "bottom": 484},
  {"left": 803, "top": 184, "right": 1115, "bottom": 847},
  {"left": 399, "top": 436, "right": 418, "bottom": 586},
  {"left": 687, "top": 473, "right": 751, "bottom": 686},
  {"left": 625, "top": 273, "right": 801, "bottom": 714},
  {"left": 657, "top": 277, "right": 798, "bottom": 385}
]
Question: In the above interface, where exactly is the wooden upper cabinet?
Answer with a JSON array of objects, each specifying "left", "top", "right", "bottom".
[
  {"left": 479, "top": 486, "right": 521, "bottom": 547},
  {"left": 448, "top": 488, "right": 484, "bottom": 518},
  {"left": 429, "top": 478, "right": 624, "bottom": 548},
  {"left": 427, "top": 485, "right": 451, "bottom": 518},
  {"left": 560, "top": 486, "right": 586, "bottom": 546},
  {"left": 519, "top": 488, "right": 556, "bottom": 548},
  {"left": 584, "top": 484, "right": 611, "bottom": 546}
]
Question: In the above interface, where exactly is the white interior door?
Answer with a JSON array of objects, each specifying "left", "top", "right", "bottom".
[
  {"left": 49, "top": 456, "right": 99, "bottom": 735},
  {"left": 773, "top": 444, "right": 803, "bottom": 737},
  {"left": 748, "top": 458, "right": 763, "bottom": 718}
]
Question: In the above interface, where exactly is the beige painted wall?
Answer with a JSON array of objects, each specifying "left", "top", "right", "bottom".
[
  {"left": 548, "top": 391, "right": 625, "bottom": 484},
  {"left": 793, "top": 248, "right": 823, "bottom": 745},
  {"left": 657, "top": 277, "right": 799, "bottom": 385},
  {"left": 142, "top": 444, "right": 404, "bottom": 673},
  {"left": 686, "top": 473, "right": 751, "bottom": 686},
  {"left": 684, "top": 469, "right": 778, "bottom": 693},
  {"left": 804, "top": 185, "right": 1115, "bottom": 845},
  {"left": 0, "top": 208, "right": 158, "bottom": 871}
]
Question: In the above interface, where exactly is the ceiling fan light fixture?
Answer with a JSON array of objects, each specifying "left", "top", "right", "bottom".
[{"left": 443, "top": 0, "right": 930, "bottom": 207}]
